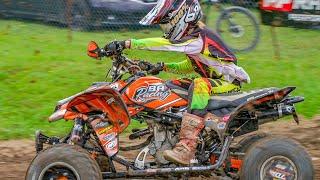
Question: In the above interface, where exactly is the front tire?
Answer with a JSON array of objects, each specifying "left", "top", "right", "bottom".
[
  {"left": 240, "top": 136, "right": 314, "bottom": 180},
  {"left": 26, "top": 144, "right": 102, "bottom": 180}
]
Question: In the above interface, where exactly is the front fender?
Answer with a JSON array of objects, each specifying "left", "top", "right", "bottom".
[
  {"left": 48, "top": 109, "right": 67, "bottom": 122},
  {"left": 48, "top": 86, "right": 130, "bottom": 133},
  {"left": 66, "top": 86, "right": 130, "bottom": 133}
]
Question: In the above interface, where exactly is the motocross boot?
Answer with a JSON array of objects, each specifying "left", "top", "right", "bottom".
[{"left": 163, "top": 113, "right": 204, "bottom": 165}]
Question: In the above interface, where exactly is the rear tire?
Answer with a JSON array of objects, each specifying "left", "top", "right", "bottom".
[
  {"left": 240, "top": 136, "right": 314, "bottom": 180},
  {"left": 26, "top": 144, "right": 102, "bottom": 180},
  {"left": 236, "top": 132, "right": 270, "bottom": 153}
]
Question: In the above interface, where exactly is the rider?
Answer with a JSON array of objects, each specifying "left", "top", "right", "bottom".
[{"left": 98, "top": 0, "right": 250, "bottom": 165}]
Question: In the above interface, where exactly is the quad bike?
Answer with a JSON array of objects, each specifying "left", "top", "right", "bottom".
[{"left": 26, "top": 41, "right": 314, "bottom": 180}]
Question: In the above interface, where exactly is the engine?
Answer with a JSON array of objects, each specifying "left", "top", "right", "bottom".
[
  {"left": 133, "top": 110, "right": 222, "bottom": 167},
  {"left": 148, "top": 122, "right": 179, "bottom": 165}
]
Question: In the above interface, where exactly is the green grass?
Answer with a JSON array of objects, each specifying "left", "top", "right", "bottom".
[{"left": 0, "top": 19, "right": 320, "bottom": 140}]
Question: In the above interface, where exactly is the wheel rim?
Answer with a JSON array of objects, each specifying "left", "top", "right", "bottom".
[
  {"left": 260, "top": 155, "right": 298, "bottom": 180},
  {"left": 39, "top": 162, "right": 80, "bottom": 180}
]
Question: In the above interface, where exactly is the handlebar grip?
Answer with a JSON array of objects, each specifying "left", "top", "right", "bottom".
[
  {"left": 137, "top": 60, "right": 153, "bottom": 71},
  {"left": 98, "top": 49, "right": 112, "bottom": 57}
]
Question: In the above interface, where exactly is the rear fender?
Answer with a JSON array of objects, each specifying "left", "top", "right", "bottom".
[{"left": 221, "top": 87, "right": 296, "bottom": 137}]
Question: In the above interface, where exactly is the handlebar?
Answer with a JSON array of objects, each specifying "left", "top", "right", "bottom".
[
  {"left": 97, "top": 48, "right": 113, "bottom": 57},
  {"left": 87, "top": 41, "right": 158, "bottom": 82},
  {"left": 98, "top": 49, "right": 155, "bottom": 82},
  {"left": 97, "top": 47, "right": 153, "bottom": 71}
]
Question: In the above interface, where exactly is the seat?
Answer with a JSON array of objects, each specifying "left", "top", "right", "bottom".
[{"left": 206, "top": 88, "right": 278, "bottom": 116}]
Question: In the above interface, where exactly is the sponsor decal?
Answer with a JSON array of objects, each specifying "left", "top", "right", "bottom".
[
  {"left": 103, "top": 132, "right": 116, "bottom": 143},
  {"left": 262, "top": 0, "right": 293, "bottom": 11},
  {"left": 106, "top": 140, "right": 116, "bottom": 149},
  {"left": 217, "top": 122, "right": 226, "bottom": 130},
  {"left": 94, "top": 121, "right": 109, "bottom": 129},
  {"left": 98, "top": 125, "right": 113, "bottom": 135},
  {"left": 261, "top": 0, "right": 320, "bottom": 27},
  {"left": 293, "top": 0, "right": 320, "bottom": 10},
  {"left": 269, "top": 169, "right": 286, "bottom": 180},
  {"left": 222, "top": 115, "right": 230, "bottom": 122},
  {"left": 170, "top": 4, "right": 188, "bottom": 26},
  {"left": 288, "top": 14, "right": 320, "bottom": 22},
  {"left": 134, "top": 84, "right": 170, "bottom": 102}
]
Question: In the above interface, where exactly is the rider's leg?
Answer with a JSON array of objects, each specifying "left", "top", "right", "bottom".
[
  {"left": 163, "top": 78, "right": 240, "bottom": 165},
  {"left": 189, "top": 78, "right": 240, "bottom": 114},
  {"left": 209, "top": 79, "right": 241, "bottom": 94},
  {"left": 162, "top": 112, "right": 204, "bottom": 165}
]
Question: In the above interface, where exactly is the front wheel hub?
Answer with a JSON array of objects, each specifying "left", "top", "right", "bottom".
[{"left": 39, "top": 162, "right": 80, "bottom": 180}]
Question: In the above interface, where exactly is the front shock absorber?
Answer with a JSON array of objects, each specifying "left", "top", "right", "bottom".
[{"left": 70, "top": 118, "right": 85, "bottom": 143}]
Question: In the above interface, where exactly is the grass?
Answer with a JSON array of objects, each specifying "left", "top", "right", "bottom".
[{"left": 0, "top": 19, "right": 320, "bottom": 140}]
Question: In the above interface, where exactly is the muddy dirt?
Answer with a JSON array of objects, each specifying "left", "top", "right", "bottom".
[{"left": 0, "top": 118, "right": 319, "bottom": 180}]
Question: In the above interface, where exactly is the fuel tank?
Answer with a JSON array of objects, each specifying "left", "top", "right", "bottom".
[{"left": 124, "top": 76, "right": 188, "bottom": 113}]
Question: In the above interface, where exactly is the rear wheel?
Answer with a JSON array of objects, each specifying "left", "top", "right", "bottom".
[
  {"left": 26, "top": 144, "right": 102, "bottom": 180},
  {"left": 236, "top": 132, "right": 270, "bottom": 153},
  {"left": 240, "top": 136, "right": 314, "bottom": 180}
]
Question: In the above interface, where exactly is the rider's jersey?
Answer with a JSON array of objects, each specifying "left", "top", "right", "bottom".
[{"left": 129, "top": 26, "right": 250, "bottom": 84}]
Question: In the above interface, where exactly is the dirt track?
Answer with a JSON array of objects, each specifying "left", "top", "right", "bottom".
[{"left": 0, "top": 118, "right": 319, "bottom": 180}]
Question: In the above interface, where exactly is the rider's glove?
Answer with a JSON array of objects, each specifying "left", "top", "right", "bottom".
[
  {"left": 148, "top": 62, "right": 165, "bottom": 75},
  {"left": 104, "top": 41, "right": 126, "bottom": 55}
]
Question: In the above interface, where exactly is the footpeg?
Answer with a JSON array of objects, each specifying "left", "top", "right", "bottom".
[{"left": 129, "top": 128, "right": 150, "bottom": 140}]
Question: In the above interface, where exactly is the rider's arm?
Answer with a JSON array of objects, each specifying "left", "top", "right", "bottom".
[
  {"left": 164, "top": 59, "right": 194, "bottom": 74},
  {"left": 127, "top": 37, "right": 203, "bottom": 54}
]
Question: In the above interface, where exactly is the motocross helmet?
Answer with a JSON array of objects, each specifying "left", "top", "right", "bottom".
[{"left": 140, "top": 0, "right": 203, "bottom": 41}]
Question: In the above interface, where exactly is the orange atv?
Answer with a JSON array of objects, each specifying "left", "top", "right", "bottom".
[{"left": 26, "top": 42, "right": 314, "bottom": 180}]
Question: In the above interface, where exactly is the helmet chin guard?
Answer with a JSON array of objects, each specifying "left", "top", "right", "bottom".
[{"left": 140, "top": 0, "right": 203, "bottom": 41}]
